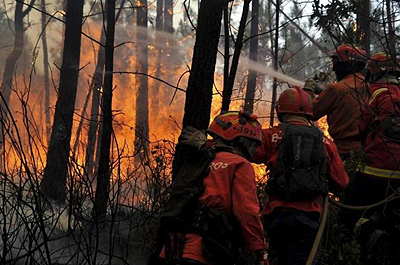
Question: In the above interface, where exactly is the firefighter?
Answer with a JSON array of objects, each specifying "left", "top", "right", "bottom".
[
  {"left": 343, "top": 52, "right": 400, "bottom": 265},
  {"left": 160, "top": 111, "right": 269, "bottom": 265},
  {"left": 251, "top": 87, "right": 349, "bottom": 265},
  {"left": 304, "top": 44, "right": 367, "bottom": 160}
]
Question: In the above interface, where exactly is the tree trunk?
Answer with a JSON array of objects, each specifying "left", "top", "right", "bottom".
[
  {"left": 223, "top": 5, "right": 229, "bottom": 93},
  {"left": 164, "top": 0, "right": 173, "bottom": 34},
  {"left": 221, "top": 0, "right": 250, "bottom": 112},
  {"left": 85, "top": 26, "right": 106, "bottom": 179},
  {"left": 134, "top": 0, "right": 149, "bottom": 157},
  {"left": 41, "top": 0, "right": 51, "bottom": 143},
  {"left": 172, "top": 0, "right": 226, "bottom": 179},
  {"left": 163, "top": 0, "right": 174, "bottom": 106},
  {"left": 85, "top": 0, "right": 126, "bottom": 179},
  {"left": 94, "top": 0, "right": 116, "bottom": 220},
  {"left": 269, "top": 0, "right": 279, "bottom": 127},
  {"left": 0, "top": 1, "right": 28, "bottom": 149},
  {"left": 386, "top": 0, "right": 395, "bottom": 58},
  {"left": 40, "top": 0, "right": 84, "bottom": 203},
  {"left": 154, "top": 0, "right": 164, "bottom": 108},
  {"left": 357, "top": 0, "right": 370, "bottom": 55},
  {"left": 156, "top": 0, "right": 164, "bottom": 31},
  {"left": 72, "top": 85, "right": 93, "bottom": 154},
  {"left": 244, "top": 0, "right": 259, "bottom": 113}
]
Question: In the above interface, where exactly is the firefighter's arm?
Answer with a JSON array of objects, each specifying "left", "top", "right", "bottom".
[
  {"left": 374, "top": 90, "right": 400, "bottom": 120},
  {"left": 324, "top": 138, "right": 349, "bottom": 194},
  {"left": 312, "top": 86, "right": 337, "bottom": 120},
  {"left": 231, "top": 160, "right": 268, "bottom": 252}
]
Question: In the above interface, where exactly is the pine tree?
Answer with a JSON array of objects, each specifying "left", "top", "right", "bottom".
[
  {"left": 172, "top": 0, "right": 226, "bottom": 179},
  {"left": 40, "top": 0, "right": 84, "bottom": 203}
]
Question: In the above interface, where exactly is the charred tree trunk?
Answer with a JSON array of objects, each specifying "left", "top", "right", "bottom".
[
  {"left": 172, "top": 0, "right": 226, "bottom": 180},
  {"left": 0, "top": 0, "right": 34, "bottom": 149},
  {"left": 269, "top": 0, "right": 279, "bottom": 127},
  {"left": 221, "top": 0, "right": 250, "bottom": 112},
  {"left": 40, "top": 0, "right": 84, "bottom": 203},
  {"left": 134, "top": 0, "right": 149, "bottom": 157},
  {"left": 41, "top": 0, "right": 51, "bottom": 143},
  {"left": 244, "top": 0, "right": 259, "bottom": 113},
  {"left": 154, "top": 0, "right": 164, "bottom": 107},
  {"left": 85, "top": 25, "right": 106, "bottom": 179},
  {"left": 164, "top": 0, "right": 173, "bottom": 34},
  {"left": 94, "top": 0, "right": 116, "bottom": 220},
  {"left": 223, "top": 5, "right": 229, "bottom": 93},
  {"left": 156, "top": 0, "right": 164, "bottom": 31},
  {"left": 85, "top": 0, "right": 125, "bottom": 179},
  {"left": 73, "top": 85, "right": 93, "bottom": 154},
  {"left": 163, "top": 0, "right": 174, "bottom": 105},
  {"left": 61, "top": 0, "right": 68, "bottom": 47},
  {"left": 356, "top": 0, "right": 370, "bottom": 55},
  {"left": 385, "top": 0, "right": 395, "bottom": 57}
]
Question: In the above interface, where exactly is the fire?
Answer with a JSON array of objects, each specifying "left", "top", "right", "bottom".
[
  {"left": 2, "top": 12, "right": 301, "bottom": 184},
  {"left": 316, "top": 116, "right": 331, "bottom": 139}
]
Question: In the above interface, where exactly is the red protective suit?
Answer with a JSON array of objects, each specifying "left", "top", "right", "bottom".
[
  {"left": 359, "top": 82, "right": 400, "bottom": 179},
  {"left": 161, "top": 151, "right": 267, "bottom": 264},
  {"left": 312, "top": 73, "right": 365, "bottom": 155},
  {"left": 252, "top": 122, "right": 349, "bottom": 216}
]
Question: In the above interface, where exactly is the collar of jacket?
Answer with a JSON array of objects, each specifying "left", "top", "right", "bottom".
[
  {"left": 339, "top": 72, "right": 364, "bottom": 83},
  {"left": 212, "top": 139, "right": 240, "bottom": 155},
  {"left": 374, "top": 74, "right": 400, "bottom": 85},
  {"left": 282, "top": 114, "right": 312, "bottom": 125}
]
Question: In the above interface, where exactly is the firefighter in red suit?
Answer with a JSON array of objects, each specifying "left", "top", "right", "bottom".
[
  {"left": 304, "top": 44, "right": 367, "bottom": 159},
  {"left": 343, "top": 52, "right": 400, "bottom": 265},
  {"left": 252, "top": 87, "right": 349, "bottom": 265},
  {"left": 160, "top": 111, "right": 269, "bottom": 265}
]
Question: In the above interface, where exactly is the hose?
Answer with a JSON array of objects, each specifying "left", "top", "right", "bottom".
[
  {"left": 305, "top": 196, "right": 328, "bottom": 265},
  {"left": 304, "top": 187, "right": 400, "bottom": 265},
  {"left": 329, "top": 186, "right": 400, "bottom": 210},
  {"left": 328, "top": 193, "right": 399, "bottom": 210}
]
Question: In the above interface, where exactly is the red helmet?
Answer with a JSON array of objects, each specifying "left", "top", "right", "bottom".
[
  {"left": 331, "top": 44, "right": 367, "bottom": 63},
  {"left": 207, "top": 111, "right": 262, "bottom": 144},
  {"left": 276, "top": 86, "right": 313, "bottom": 118},
  {"left": 365, "top": 52, "right": 400, "bottom": 76}
]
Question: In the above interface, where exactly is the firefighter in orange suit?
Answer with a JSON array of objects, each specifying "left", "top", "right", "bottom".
[
  {"left": 304, "top": 44, "right": 367, "bottom": 159},
  {"left": 342, "top": 52, "right": 400, "bottom": 265},
  {"left": 252, "top": 87, "right": 349, "bottom": 265},
  {"left": 160, "top": 111, "right": 269, "bottom": 265}
]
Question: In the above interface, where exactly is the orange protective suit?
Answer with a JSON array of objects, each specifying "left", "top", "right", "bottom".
[
  {"left": 359, "top": 82, "right": 400, "bottom": 179},
  {"left": 312, "top": 73, "right": 365, "bottom": 155},
  {"left": 161, "top": 151, "right": 267, "bottom": 264}
]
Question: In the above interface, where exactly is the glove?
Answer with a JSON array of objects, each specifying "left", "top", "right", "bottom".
[
  {"left": 303, "top": 78, "right": 323, "bottom": 95},
  {"left": 256, "top": 249, "right": 269, "bottom": 265},
  {"left": 179, "top": 126, "right": 207, "bottom": 150}
]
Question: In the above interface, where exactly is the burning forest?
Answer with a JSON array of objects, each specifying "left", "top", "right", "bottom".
[{"left": 0, "top": 0, "right": 399, "bottom": 264}]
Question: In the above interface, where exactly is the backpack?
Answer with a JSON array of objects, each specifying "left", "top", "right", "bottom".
[
  {"left": 159, "top": 145, "right": 241, "bottom": 264},
  {"left": 266, "top": 123, "right": 328, "bottom": 201},
  {"left": 160, "top": 146, "right": 216, "bottom": 232}
]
